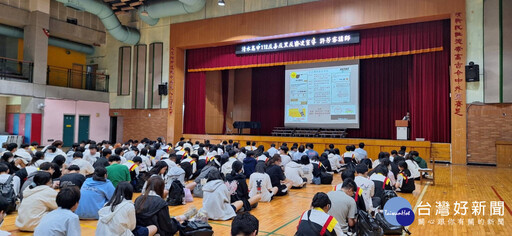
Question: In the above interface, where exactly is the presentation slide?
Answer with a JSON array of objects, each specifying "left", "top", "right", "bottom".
[{"left": 284, "top": 61, "right": 360, "bottom": 128}]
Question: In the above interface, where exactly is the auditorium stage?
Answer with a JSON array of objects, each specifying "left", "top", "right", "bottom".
[{"left": 182, "top": 134, "right": 451, "bottom": 163}]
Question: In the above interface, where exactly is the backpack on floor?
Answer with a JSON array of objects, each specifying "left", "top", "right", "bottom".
[
  {"left": 381, "top": 190, "right": 398, "bottom": 207},
  {"left": 356, "top": 209, "right": 383, "bottom": 236},
  {"left": 178, "top": 220, "right": 214, "bottom": 236},
  {"left": 320, "top": 172, "right": 333, "bottom": 184},
  {"left": 374, "top": 212, "right": 405, "bottom": 235},
  {"left": 167, "top": 180, "right": 185, "bottom": 206},
  {"left": 0, "top": 175, "right": 18, "bottom": 213}
]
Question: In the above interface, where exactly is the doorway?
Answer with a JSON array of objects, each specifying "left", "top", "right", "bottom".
[
  {"left": 63, "top": 115, "right": 75, "bottom": 147},
  {"left": 78, "top": 115, "right": 90, "bottom": 143},
  {"left": 71, "top": 63, "right": 84, "bottom": 89}
]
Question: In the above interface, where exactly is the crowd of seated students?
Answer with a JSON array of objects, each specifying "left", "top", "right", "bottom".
[{"left": 0, "top": 137, "right": 428, "bottom": 235}]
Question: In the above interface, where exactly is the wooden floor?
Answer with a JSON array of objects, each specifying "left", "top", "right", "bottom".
[{"left": 2, "top": 165, "right": 512, "bottom": 235}]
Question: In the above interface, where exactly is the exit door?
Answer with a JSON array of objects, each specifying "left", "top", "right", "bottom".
[
  {"left": 63, "top": 115, "right": 75, "bottom": 147},
  {"left": 78, "top": 115, "right": 90, "bottom": 143}
]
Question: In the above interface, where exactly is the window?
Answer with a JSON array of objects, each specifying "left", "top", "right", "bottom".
[{"left": 118, "top": 46, "right": 131, "bottom": 95}]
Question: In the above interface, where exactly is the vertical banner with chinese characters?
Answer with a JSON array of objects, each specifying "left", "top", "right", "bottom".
[
  {"left": 167, "top": 47, "right": 186, "bottom": 144},
  {"left": 451, "top": 12, "right": 467, "bottom": 164}
]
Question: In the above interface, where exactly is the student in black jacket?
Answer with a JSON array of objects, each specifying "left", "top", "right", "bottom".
[{"left": 226, "top": 161, "right": 261, "bottom": 211}]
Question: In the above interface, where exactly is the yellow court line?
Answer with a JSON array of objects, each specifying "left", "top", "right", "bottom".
[
  {"left": 403, "top": 183, "right": 430, "bottom": 236},
  {"left": 80, "top": 224, "right": 97, "bottom": 229}
]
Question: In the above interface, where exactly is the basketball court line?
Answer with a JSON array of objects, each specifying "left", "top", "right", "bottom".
[
  {"left": 491, "top": 186, "right": 512, "bottom": 215},
  {"left": 265, "top": 215, "right": 301, "bottom": 236},
  {"left": 402, "top": 183, "right": 430, "bottom": 236}
]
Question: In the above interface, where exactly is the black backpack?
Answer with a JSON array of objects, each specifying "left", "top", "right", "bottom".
[
  {"left": 381, "top": 190, "right": 398, "bottom": 207},
  {"left": 374, "top": 213, "right": 408, "bottom": 235},
  {"left": 356, "top": 209, "right": 383, "bottom": 236},
  {"left": 320, "top": 172, "right": 333, "bottom": 184},
  {"left": 0, "top": 175, "right": 18, "bottom": 213},
  {"left": 167, "top": 180, "right": 185, "bottom": 206},
  {"left": 178, "top": 220, "right": 214, "bottom": 236}
]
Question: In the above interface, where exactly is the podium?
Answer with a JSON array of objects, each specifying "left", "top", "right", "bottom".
[{"left": 395, "top": 120, "right": 409, "bottom": 140}]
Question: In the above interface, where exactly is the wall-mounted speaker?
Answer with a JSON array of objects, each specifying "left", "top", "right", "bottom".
[
  {"left": 158, "top": 83, "right": 168, "bottom": 95},
  {"left": 465, "top": 61, "right": 479, "bottom": 82}
]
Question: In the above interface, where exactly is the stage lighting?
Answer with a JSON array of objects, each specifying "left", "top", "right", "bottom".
[{"left": 218, "top": 0, "right": 225, "bottom": 6}]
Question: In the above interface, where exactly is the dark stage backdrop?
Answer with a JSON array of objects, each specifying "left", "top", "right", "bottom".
[{"left": 251, "top": 66, "right": 285, "bottom": 135}]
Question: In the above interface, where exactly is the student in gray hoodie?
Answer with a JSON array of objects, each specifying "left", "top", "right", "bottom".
[{"left": 198, "top": 169, "right": 243, "bottom": 221}]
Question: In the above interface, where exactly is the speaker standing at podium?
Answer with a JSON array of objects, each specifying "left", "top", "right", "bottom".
[
  {"left": 396, "top": 112, "right": 410, "bottom": 140},
  {"left": 402, "top": 112, "right": 410, "bottom": 121}
]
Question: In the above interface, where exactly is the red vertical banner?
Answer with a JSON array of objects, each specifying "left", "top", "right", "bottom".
[
  {"left": 6, "top": 114, "right": 14, "bottom": 134},
  {"left": 30, "top": 114, "right": 42, "bottom": 144},
  {"left": 451, "top": 12, "right": 467, "bottom": 164}
]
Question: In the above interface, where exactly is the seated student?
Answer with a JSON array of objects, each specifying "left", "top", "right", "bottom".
[
  {"left": 43, "top": 146, "right": 58, "bottom": 162},
  {"left": 405, "top": 154, "right": 421, "bottom": 179},
  {"left": 70, "top": 151, "right": 95, "bottom": 176},
  {"left": 59, "top": 165, "right": 86, "bottom": 189},
  {"left": 28, "top": 151, "right": 45, "bottom": 168},
  {"left": 284, "top": 158, "right": 307, "bottom": 188},
  {"left": 288, "top": 145, "right": 298, "bottom": 159},
  {"left": 343, "top": 145, "right": 355, "bottom": 164},
  {"left": 97, "top": 182, "right": 157, "bottom": 236},
  {"left": 93, "top": 149, "right": 111, "bottom": 169},
  {"left": 199, "top": 169, "right": 243, "bottom": 220},
  {"left": 267, "top": 144, "right": 278, "bottom": 157},
  {"left": 15, "top": 158, "right": 40, "bottom": 187},
  {"left": 106, "top": 155, "right": 131, "bottom": 188},
  {"left": 75, "top": 167, "right": 115, "bottom": 219},
  {"left": 369, "top": 165, "right": 393, "bottom": 204},
  {"left": 14, "top": 143, "right": 32, "bottom": 164},
  {"left": 292, "top": 145, "right": 305, "bottom": 162},
  {"left": 66, "top": 143, "right": 79, "bottom": 165},
  {"left": 226, "top": 161, "right": 261, "bottom": 212},
  {"left": 19, "top": 162, "right": 55, "bottom": 199},
  {"left": 180, "top": 153, "right": 198, "bottom": 180},
  {"left": 278, "top": 146, "right": 291, "bottom": 167},
  {"left": 34, "top": 187, "right": 81, "bottom": 236},
  {"left": 135, "top": 176, "right": 196, "bottom": 236},
  {"left": 410, "top": 151, "right": 428, "bottom": 169},
  {"left": 295, "top": 192, "right": 343, "bottom": 236},
  {"left": 123, "top": 156, "right": 142, "bottom": 187},
  {"left": 196, "top": 148, "right": 208, "bottom": 173},
  {"left": 300, "top": 155, "right": 314, "bottom": 184},
  {"left": 123, "top": 146, "right": 139, "bottom": 162},
  {"left": 194, "top": 156, "right": 221, "bottom": 197},
  {"left": 390, "top": 150, "right": 398, "bottom": 162},
  {"left": 231, "top": 212, "right": 259, "bottom": 236},
  {"left": 249, "top": 162, "right": 277, "bottom": 202},
  {"left": 319, "top": 153, "right": 333, "bottom": 172},
  {"left": 84, "top": 145, "right": 100, "bottom": 165},
  {"left": 395, "top": 161, "right": 416, "bottom": 193},
  {"left": 141, "top": 161, "right": 169, "bottom": 195},
  {"left": 266, "top": 155, "right": 292, "bottom": 196},
  {"left": 15, "top": 172, "right": 57, "bottom": 231},
  {"left": 354, "top": 164, "right": 378, "bottom": 212},
  {"left": 328, "top": 148, "right": 343, "bottom": 172},
  {"left": 327, "top": 178, "right": 358, "bottom": 234},
  {"left": 243, "top": 151, "right": 257, "bottom": 178},
  {"left": 336, "top": 169, "right": 366, "bottom": 211},
  {"left": 51, "top": 155, "right": 66, "bottom": 180},
  {"left": 139, "top": 148, "right": 151, "bottom": 173},
  {"left": 221, "top": 150, "right": 238, "bottom": 177}
]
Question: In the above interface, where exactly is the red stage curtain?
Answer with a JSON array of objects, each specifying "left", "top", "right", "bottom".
[
  {"left": 221, "top": 70, "right": 229, "bottom": 133},
  {"left": 183, "top": 72, "right": 206, "bottom": 134},
  {"left": 348, "top": 56, "right": 412, "bottom": 140},
  {"left": 187, "top": 21, "right": 445, "bottom": 72},
  {"left": 251, "top": 66, "right": 285, "bottom": 135}
]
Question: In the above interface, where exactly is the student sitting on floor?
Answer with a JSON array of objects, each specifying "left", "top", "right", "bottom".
[
  {"left": 243, "top": 151, "right": 257, "bottom": 178},
  {"left": 354, "top": 163, "right": 378, "bottom": 212},
  {"left": 75, "top": 167, "right": 115, "bottom": 219},
  {"left": 34, "top": 187, "right": 81, "bottom": 236},
  {"left": 285, "top": 158, "right": 307, "bottom": 188},
  {"left": 70, "top": 151, "right": 94, "bottom": 177},
  {"left": 295, "top": 192, "right": 343, "bottom": 236},
  {"left": 266, "top": 155, "right": 292, "bottom": 196},
  {"left": 249, "top": 162, "right": 277, "bottom": 202},
  {"left": 194, "top": 156, "right": 221, "bottom": 197},
  {"left": 231, "top": 212, "right": 259, "bottom": 236},
  {"left": 300, "top": 155, "right": 314, "bottom": 184},
  {"left": 327, "top": 178, "right": 358, "bottom": 234},
  {"left": 226, "top": 161, "right": 261, "bottom": 212},
  {"left": 395, "top": 161, "right": 416, "bottom": 193},
  {"left": 279, "top": 146, "right": 291, "bottom": 167},
  {"left": 96, "top": 182, "right": 157, "bottom": 236},
  {"left": 134, "top": 176, "right": 197, "bottom": 236},
  {"left": 221, "top": 150, "right": 238, "bottom": 177},
  {"left": 59, "top": 165, "right": 86, "bottom": 189},
  {"left": 0, "top": 196, "right": 10, "bottom": 235},
  {"left": 15, "top": 172, "right": 57, "bottom": 231},
  {"left": 19, "top": 162, "right": 55, "bottom": 200},
  {"left": 106, "top": 155, "right": 131, "bottom": 188},
  {"left": 410, "top": 151, "right": 428, "bottom": 169},
  {"left": 328, "top": 148, "right": 343, "bottom": 172},
  {"left": 405, "top": 154, "right": 421, "bottom": 179},
  {"left": 199, "top": 169, "right": 243, "bottom": 220}
]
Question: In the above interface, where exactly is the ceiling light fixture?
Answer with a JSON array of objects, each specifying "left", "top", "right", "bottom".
[{"left": 218, "top": 0, "right": 225, "bottom": 6}]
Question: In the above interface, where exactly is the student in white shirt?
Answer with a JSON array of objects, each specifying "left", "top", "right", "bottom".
[
  {"left": 279, "top": 146, "right": 292, "bottom": 167},
  {"left": 267, "top": 144, "right": 278, "bottom": 157},
  {"left": 405, "top": 155, "right": 421, "bottom": 179},
  {"left": 14, "top": 144, "right": 32, "bottom": 164},
  {"left": 0, "top": 163, "right": 20, "bottom": 203},
  {"left": 248, "top": 163, "right": 277, "bottom": 202},
  {"left": 44, "top": 146, "right": 58, "bottom": 162},
  {"left": 83, "top": 145, "right": 100, "bottom": 165},
  {"left": 70, "top": 152, "right": 94, "bottom": 176},
  {"left": 354, "top": 164, "right": 376, "bottom": 212},
  {"left": 34, "top": 187, "right": 81, "bottom": 236}
]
